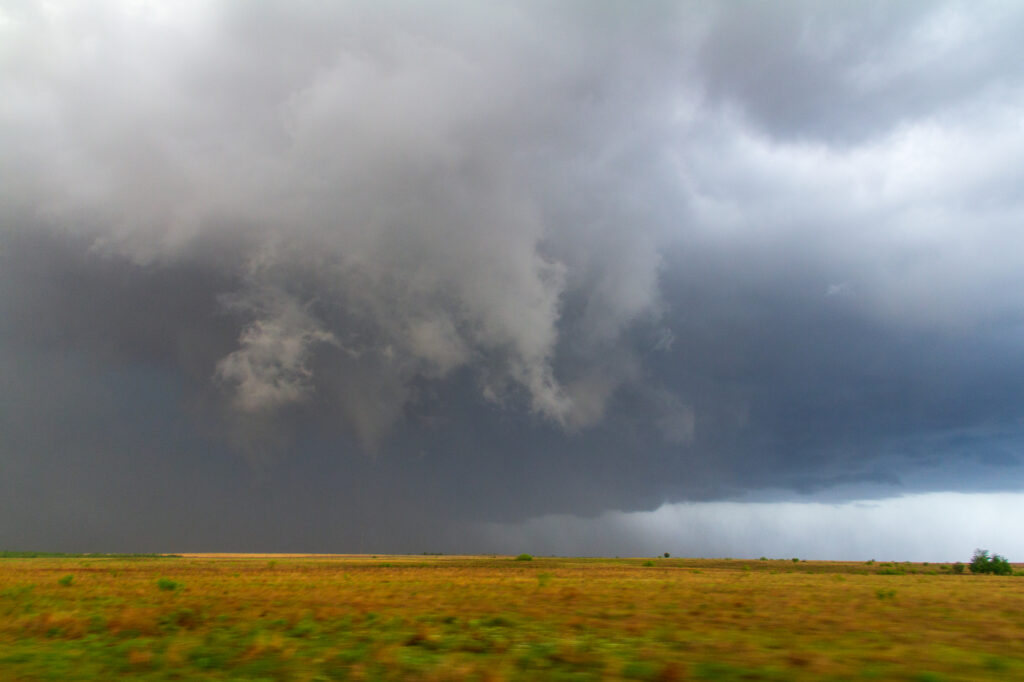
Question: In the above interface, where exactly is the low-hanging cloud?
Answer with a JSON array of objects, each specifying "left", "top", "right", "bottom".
[
  {"left": 470, "top": 492, "right": 1024, "bottom": 562},
  {"left": 215, "top": 285, "right": 338, "bottom": 412}
]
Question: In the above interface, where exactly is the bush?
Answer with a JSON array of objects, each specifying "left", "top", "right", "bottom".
[
  {"left": 514, "top": 554, "right": 533, "bottom": 562},
  {"left": 952, "top": 562, "right": 964, "bottom": 574},
  {"left": 991, "top": 556, "right": 1012, "bottom": 576},
  {"left": 663, "top": 552, "right": 670, "bottom": 558},
  {"left": 969, "top": 549, "right": 1012, "bottom": 575},
  {"left": 157, "top": 578, "right": 182, "bottom": 591},
  {"left": 57, "top": 574, "right": 74, "bottom": 587},
  {"left": 642, "top": 560, "right": 655, "bottom": 567},
  {"left": 791, "top": 558, "right": 800, "bottom": 563}
]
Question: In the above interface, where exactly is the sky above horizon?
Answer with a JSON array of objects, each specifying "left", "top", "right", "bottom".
[{"left": 2, "top": 0, "right": 1024, "bottom": 559}]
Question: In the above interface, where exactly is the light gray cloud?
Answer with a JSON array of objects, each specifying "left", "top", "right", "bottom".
[
  {"left": 1, "top": 0, "right": 695, "bottom": 437},
  {"left": 470, "top": 492, "right": 1024, "bottom": 562},
  {"left": 215, "top": 285, "right": 338, "bottom": 412}
]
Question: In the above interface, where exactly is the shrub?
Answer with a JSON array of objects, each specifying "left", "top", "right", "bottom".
[
  {"left": 514, "top": 554, "right": 533, "bottom": 562},
  {"left": 969, "top": 549, "right": 1012, "bottom": 575},
  {"left": 57, "top": 574, "right": 74, "bottom": 587},
  {"left": 642, "top": 560, "right": 655, "bottom": 567},
  {"left": 952, "top": 562, "right": 965, "bottom": 574},
  {"left": 157, "top": 578, "right": 182, "bottom": 591},
  {"left": 663, "top": 552, "right": 670, "bottom": 558},
  {"left": 791, "top": 558, "right": 799, "bottom": 563}
]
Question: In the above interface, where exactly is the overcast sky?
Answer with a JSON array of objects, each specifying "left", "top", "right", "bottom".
[{"left": 2, "top": 0, "right": 1024, "bottom": 559}]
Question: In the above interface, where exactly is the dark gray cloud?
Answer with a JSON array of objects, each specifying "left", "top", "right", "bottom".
[
  {"left": 698, "top": 1, "right": 1024, "bottom": 143},
  {"left": 2, "top": 1, "right": 1023, "bottom": 553}
]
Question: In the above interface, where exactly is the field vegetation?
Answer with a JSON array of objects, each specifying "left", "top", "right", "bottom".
[{"left": 0, "top": 554, "right": 1022, "bottom": 680}]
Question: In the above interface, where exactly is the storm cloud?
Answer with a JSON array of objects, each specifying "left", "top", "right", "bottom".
[{"left": 2, "top": 0, "right": 1024, "bottom": 555}]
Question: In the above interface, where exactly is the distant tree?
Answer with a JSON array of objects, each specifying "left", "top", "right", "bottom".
[
  {"left": 663, "top": 552, "right": 670, "bottom": 558},
  {"left": 969, "top": 549, "right": 1012, "bottom": 575}
]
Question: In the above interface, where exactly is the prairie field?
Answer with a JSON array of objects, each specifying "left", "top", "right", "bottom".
[{"left": 0, "top": 554, "right": 1022, "bottom": 681}]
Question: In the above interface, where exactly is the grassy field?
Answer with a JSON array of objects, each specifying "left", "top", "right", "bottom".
[{"left": 0, "top": 554, "right": 1022, "bottom": 681}]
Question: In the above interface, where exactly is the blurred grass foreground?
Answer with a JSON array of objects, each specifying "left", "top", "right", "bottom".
[{"left": 1, "top": 553, "right": 1022, "bottom": 680}]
